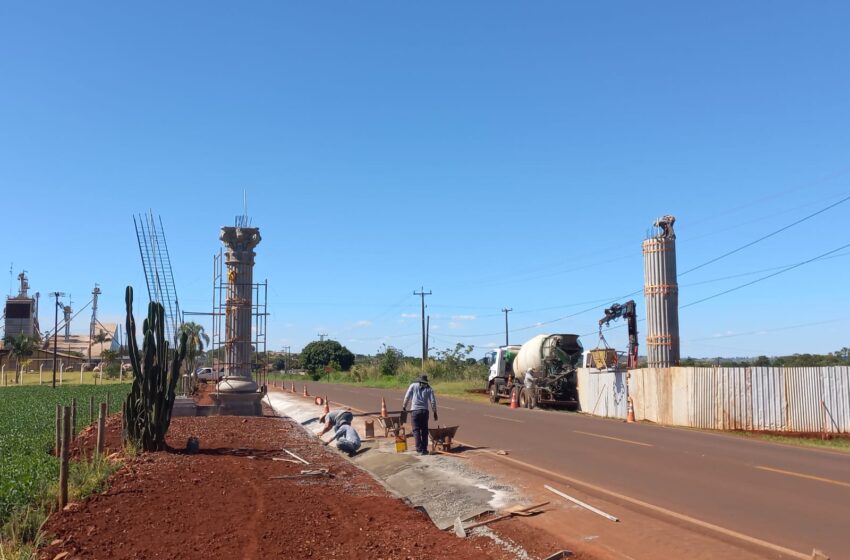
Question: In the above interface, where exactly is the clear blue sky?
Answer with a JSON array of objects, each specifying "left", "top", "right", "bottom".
[{"left": 2, "top": 1, "right": 848, "bottom": 358}]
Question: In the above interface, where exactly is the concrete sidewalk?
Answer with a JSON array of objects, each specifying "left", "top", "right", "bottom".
[{"left": 265, "top": 388, "right": 522, "bottom": 530}]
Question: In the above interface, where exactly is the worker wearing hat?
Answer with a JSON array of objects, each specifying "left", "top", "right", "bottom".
[
  {"left": 317, "top": 408, "right": 354, "bottom": 437},
  {"left": 402, "top": 374, "right": 438, "bottom": 455}
]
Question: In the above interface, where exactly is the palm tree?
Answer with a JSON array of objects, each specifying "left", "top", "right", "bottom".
[
  {"left": 4, "top": 333, "right": 37, "bottom": 384},
  {"left": 178, "top": 322, "right": 210, "bottom": 392}
]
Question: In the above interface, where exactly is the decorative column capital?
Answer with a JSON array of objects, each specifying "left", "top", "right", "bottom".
[{"left": 220, "top": 227, "right": 262, "bottom": 263}]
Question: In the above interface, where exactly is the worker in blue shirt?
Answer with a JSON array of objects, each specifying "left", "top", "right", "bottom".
[
  {"left": 325, "top": 423, "right": 362, "bottom": 457},
  {"left": 402, "top": 374, "right": 438, "bottom": 455},
  {"left": 317, "top": 409, "right": 354, "bottom": 436}
]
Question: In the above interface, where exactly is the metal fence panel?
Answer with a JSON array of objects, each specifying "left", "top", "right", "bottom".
[
  {"left": 751, "top": 367, "right": 785, "bottom": 431},
  {"left": 784, "top": 368, "right": 823, "bottom": 432},
  {"left": 627, "top": 366, "right": 849, "bottom": 434},
  {"left": 577, "top": 368, "right": 628, "bottom": 419},
  {"left": 820, "top": 367, "right": 850, "bottom": 433},
  {"left": 690, "top": 367, "right": 716, "bottom": 429}
]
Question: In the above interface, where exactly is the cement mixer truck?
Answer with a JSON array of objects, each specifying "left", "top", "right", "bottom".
[{"left": 483, "top": 334, "right": 583, "bottom": 409}]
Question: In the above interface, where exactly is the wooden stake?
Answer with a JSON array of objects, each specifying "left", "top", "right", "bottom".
[
  {"left": 97, "top": 402, "right": 107, "bottom": 455},
  {"left": 59, "top": 406, "right": 71, "bottom": 508},
  {"left": 89, "top": 395, "right": 95, "bottom": 425},
  {"left": 54, "top": 403, "right": 61, "bottom": 456}
]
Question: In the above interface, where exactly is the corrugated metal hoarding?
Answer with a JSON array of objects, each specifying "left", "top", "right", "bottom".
[
  {"left": 577, "top": 368, "right": 628, "bottom": 419},
  {"left": 626, "top": 366, "right": 850, "bottom": 433}
]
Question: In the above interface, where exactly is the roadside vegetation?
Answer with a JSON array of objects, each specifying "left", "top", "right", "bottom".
[
  {"left": 729, "top": 431, "right": 850, "bottom": 452},
  {"left": 681, "top": 347, "right": 850, "bottom": 367},
  {"left": 267, "top": 342, "right": 489, "bottom": 399},
  {"left": 0, "top": 384, "right": 128, "bottom": 559}
]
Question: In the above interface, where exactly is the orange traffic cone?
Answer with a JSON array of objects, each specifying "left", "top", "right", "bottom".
[
  {"left": 303, "top": 385, "right": 309, "bottom": 397},
  {"left": 291, "top": 382, "right": 296, "bottom": 393},
  {"left": 323, "top": 397, "right": 330, "bottom": 415},
  {"left": 510, "top": 388, "right": 518, "bottom": 409},
  {"left": 627, "top": 397, "right": 635, "bottom": 423},
  {"left": 381, "top": 397, "right": 388, "bottom": 418}
]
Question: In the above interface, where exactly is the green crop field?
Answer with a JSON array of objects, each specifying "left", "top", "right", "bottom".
[{"left": 0, "top": 384, "right": 129, "bottom": 525}]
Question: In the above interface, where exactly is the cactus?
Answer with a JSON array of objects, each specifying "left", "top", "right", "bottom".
[{"left": 122, "top": 286, "right": 188, "bottom": 452}]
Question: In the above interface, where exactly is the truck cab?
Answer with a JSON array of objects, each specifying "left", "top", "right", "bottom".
[{"left": 485, "top": 345, "right": 522, "bottom": 387}]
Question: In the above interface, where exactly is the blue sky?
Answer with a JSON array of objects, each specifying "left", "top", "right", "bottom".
[{"left": 1, "top": 1, "right": 848, "bottom": 358}]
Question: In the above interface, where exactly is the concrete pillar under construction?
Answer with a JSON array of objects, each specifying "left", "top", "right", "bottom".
[
  {"left": 214, "top": 225, "right": 263, "bottom": 415},
  {"left": 642, "top": 215, "right": 680, "bottom": 368}
]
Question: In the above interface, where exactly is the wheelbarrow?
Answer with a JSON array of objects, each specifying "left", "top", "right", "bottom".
[
  {"left": 428, "top": 425, "right": 459, "bottom": 452},
  {"left": 376, "top": 415, "right": 403, "bottom": 438}
]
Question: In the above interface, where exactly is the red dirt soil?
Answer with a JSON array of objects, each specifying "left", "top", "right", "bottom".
[{"left": 40, "top": 412, "right": 519, "bottom": 560}]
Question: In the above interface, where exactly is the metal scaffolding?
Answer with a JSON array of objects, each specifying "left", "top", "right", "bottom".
[
  {"left": 209, "top": 249, "right": 269, "bottom": 391},
  {"left": 133, "top": 211, "right": 182, "bottom": 343}
]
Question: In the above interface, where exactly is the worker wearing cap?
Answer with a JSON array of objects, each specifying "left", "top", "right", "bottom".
[
  {"left": 524, "top": 368, "right": 536, "bottom": 409},
  {"left": 316, "top": 409, "right": 354, "bottom": 437},
  {"left": 402, "top": 374, "right": 438, "bottom": 455}
]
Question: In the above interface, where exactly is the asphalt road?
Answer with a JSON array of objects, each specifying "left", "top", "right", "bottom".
[{"left": 295, "top": 381, "right": 850, "bottom": 558}]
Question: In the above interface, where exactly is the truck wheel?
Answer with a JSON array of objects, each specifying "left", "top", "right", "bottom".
[
  {"left": 519, "top": 389, "right": 532, "bottom": 409},
  {"left": 489, "top": 383, "right": 501, "bottom": 404}
]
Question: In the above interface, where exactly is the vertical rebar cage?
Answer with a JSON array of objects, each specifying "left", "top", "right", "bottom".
[
  {"left": 133, "top": 211, "right": 182, "bottom": 344},
  {"left": 642, "top": 215, "right": 680, "bottom": 368}
]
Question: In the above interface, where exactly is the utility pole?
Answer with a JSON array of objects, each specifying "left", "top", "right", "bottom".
[
  {"left": 50, "top": 292, "right": 65, "bottom": 389},
  {"left": 282, "top": 345, "right": 291, "bottom": 374},
  {"left": 88, "top": 285, "right": 101, "bottom": 364},
  {"left": 317, "top": 333, "right": 328, "bottom": 342},
  {"left": 501, "top": 308, "right": 512, "bottom": 347},
  {"left": 414, "top": 287, "right": 432, "bottom": 369},
  {"left": 425, "top": 315, "right": 430, "bottom": 355}
]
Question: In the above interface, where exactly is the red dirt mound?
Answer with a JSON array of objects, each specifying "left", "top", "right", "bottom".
[{"left": 41, "top": 415, "right": 513, "bottom": 560}]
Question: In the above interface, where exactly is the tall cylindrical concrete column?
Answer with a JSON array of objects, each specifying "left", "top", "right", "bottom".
[
  {"left": 642, "top": 215, "right": 680, "bottom": 368},
  {"left": 214, "top": 226, "right": 263, "bottom": 415}
]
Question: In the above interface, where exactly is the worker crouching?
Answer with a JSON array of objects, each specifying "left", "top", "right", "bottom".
[{"left": 317, "top": 408, "right": 361, "bottom": 456}]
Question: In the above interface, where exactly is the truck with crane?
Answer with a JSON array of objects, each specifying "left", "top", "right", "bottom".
[
  {"left": 585, "top": 300, "right": 638, "bottom": 370},
  {"left": 484, "top": 334, "right": 583, "bottom": 409}
]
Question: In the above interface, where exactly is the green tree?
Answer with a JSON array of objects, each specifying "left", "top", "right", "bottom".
[
  {"left": 100, "top": 348, "right": 120, "bottom": 380},
  {"left": 300, "top": 340, "right": 355, "bottom": 375},
  {"left": 753, "top": 355, "right": 771, "bottom": 367},
  {"left": 4, "top": 333, "right": 37, "bottom": 384},
  {"left": 377, "top": 344, "right": 403, "bottom": 376},
  {"left": 178, "top": 322, "right": 210, "bottom": 382}
]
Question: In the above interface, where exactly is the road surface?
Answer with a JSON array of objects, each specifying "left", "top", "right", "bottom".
[{"left": 290, "top": 381, "right": 850, "bottom": 558}]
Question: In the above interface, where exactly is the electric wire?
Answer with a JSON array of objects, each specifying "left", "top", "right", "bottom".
[
  {"left": 678, "top": 194, "right": 850, "bottom": 277},
  {"left": 680, "top": 240, "right": 850, "bottom": 310}
]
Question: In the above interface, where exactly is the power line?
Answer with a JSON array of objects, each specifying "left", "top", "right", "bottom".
[
  {"left": 687, "top": 317, "right": 850, "bottom": 342},
  {"left": 680, "top": 241, "right": 850, "bottom": 310},
  {"left": 679, "top": 194, "right": 850, "bottom": 277}
]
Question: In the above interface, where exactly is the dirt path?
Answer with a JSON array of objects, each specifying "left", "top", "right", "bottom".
[{"left": 40, "top": 414, "right": 517, "bottom": 560}]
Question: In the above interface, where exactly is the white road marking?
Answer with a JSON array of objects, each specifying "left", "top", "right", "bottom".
[{"left": 483, "top": 414, "right": 524, "bottom": 424}]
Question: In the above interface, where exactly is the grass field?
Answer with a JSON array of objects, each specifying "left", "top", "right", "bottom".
[
  {"left": 0, "top": 384, "right": 129, "bottom": 527},
  {"left": 266, "top": 372, "right": 488, "bottom": 402},
  {"left": 0, "top": 370, "right": 129, "bottom": 387}
]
